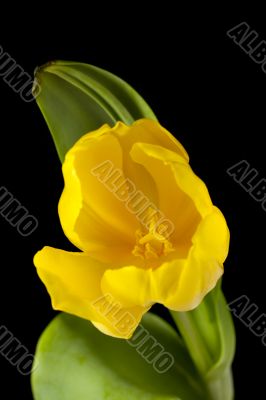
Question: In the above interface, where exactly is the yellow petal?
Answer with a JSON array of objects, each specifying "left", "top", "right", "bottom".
[
  {"left": 110, "top": 119, "right": 189, "bottom": 205},
  {"left": 101, "top": 207, "right": 229, "bottom": 311},
  {"left": 59, "top": 129, "right": 139, "bottom": 263},
  {"left": 101, "top": 258, "right": 184, "bottom": 308},
  {"left": 131, "top": 142, "right": 213, "bottom": 216},
  {"left": 34, "top": 247, "right": 148, "bottom": 339},
  {"left": 113, "top": 119, "right": 189, "bottom": 162},
  {"left": 130, "top": 142, "right": 212, "bottom": 253},
  {"left": 164, "top": 206, "right": 229, "bottom": 310}
]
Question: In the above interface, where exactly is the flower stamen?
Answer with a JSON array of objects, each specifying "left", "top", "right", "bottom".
[{"left": 132, "top": 209, "right": 174, "bottom": 260}]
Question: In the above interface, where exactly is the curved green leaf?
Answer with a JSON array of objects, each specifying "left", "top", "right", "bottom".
[
  {"left": 31, "top": 312, "right": 209, "bottom": 400},
  {"left": 33, "top": 61, "right": 157, "bottom": 161}
]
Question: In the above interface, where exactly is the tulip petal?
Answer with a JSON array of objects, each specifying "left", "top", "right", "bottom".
[
  {"left": 59, "top": 129, "right": 140, "bottom": 262},
  {"left": 34, "top": 247, "right": 148, "bottom": 338},
  {"left": 130, "top": 142, "right": 209, "bottom": 251},
  {"left": 110, "top": 119, "right": 190, "bottom": 204},
  {"left": 101, "top": 207, "right": 228, "bottom": 312},
  {"left": 165, "top": 207, "right": 229, "bottom": 311},
  {"left": 166, "top": 205, "right": 228, "bottom": 310},
  {"left": 131, "top": 141, "right": 213, "bottom": 217},
  {"left": 101, "top": 259, "right": 184, "bottom": 308},
  {"left": 132, "top": 119, "right": 188, "bottom": 161}
]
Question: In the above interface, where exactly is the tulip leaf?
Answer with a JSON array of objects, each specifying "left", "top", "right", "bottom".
[
  {"left": 33, "top": 61, "right": 157, "bottom": 162},
  {"left": 31, "top": 312, "right": 210, "bottom": 400}
]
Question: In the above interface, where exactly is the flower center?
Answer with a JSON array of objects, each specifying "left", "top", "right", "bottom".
[{"left": 132, "top": 209, "right": 174, "bottom": 260}]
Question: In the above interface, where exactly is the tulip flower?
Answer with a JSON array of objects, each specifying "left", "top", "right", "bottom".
[
  {"left": 31, "top": 61, "right": 235, "bottom": 400},
  {"left": 34, "top": 118, "right": 229, "bottom": 339}
]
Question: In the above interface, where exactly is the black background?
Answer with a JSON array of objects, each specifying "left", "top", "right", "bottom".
[{"left": 0, "top": 7, "right": 265, "bottom": 399}]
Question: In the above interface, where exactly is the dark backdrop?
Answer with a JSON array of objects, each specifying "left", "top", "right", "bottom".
[{"left": 0, "top": 7, "right": 265, "bottom": 399}]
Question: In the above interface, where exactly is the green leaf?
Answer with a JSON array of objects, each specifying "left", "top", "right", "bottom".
[
  {"left": 33, "top": 61, "right": 157, "bottom": 162},
  {"left": 170, "top": 282, "right": 236, "bottom": 400},
  {"left": 31, "top": 312, "right": 210, "bottom": 400}
]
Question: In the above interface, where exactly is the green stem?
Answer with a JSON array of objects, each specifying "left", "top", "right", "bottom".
[
  {"left": 206, "top": 367, "right": 234, "bottom": 400},
  {"left": 170, "top": 310, "right": 213, "bottom": 374},
  {"left": 170, "top": 283, "right": 235, "bottom": 400}
]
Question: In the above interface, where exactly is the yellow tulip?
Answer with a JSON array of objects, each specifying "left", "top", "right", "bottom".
[{"left": 34, "top": 119, "right": 229, "bottom": 339}]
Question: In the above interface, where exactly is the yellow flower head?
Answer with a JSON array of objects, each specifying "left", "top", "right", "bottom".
[{"left": 34, "top": 119, "right": 229, "bottom": 339}]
